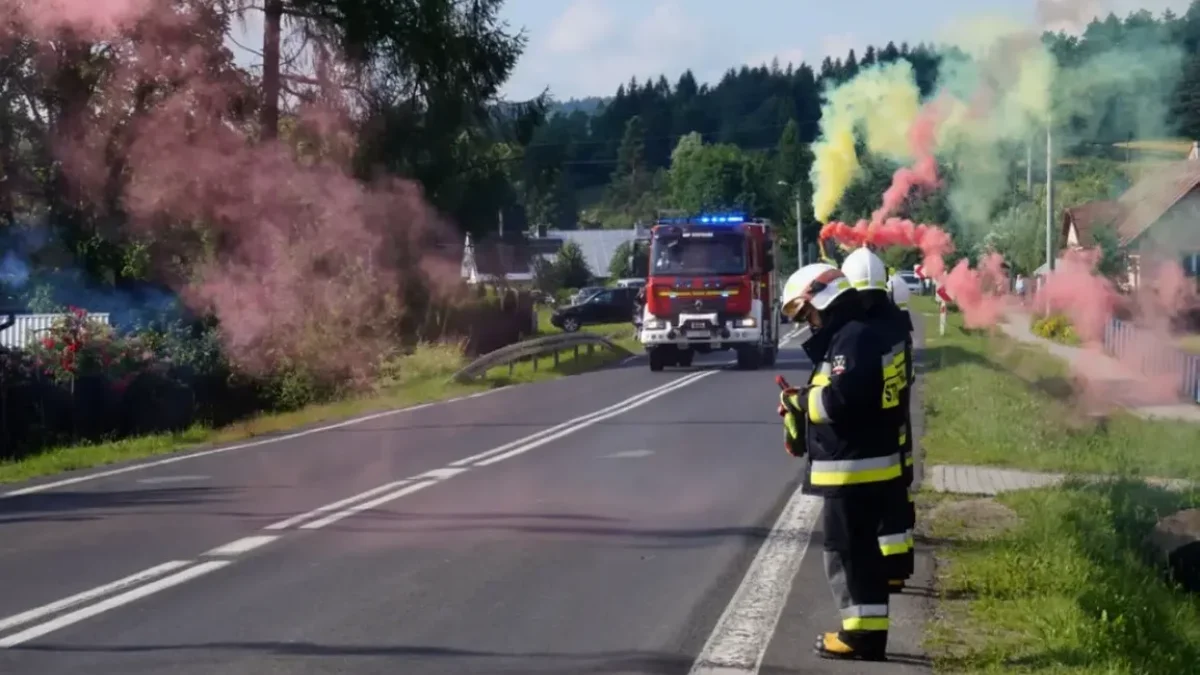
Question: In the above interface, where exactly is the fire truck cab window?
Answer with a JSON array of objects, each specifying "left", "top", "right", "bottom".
[{"left": 651, "top": 232, "right": 746, "bottom": 276}]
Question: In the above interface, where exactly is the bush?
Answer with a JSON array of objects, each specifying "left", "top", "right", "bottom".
[{"left": 1031, "top": 313, "right": 1081, "bottom": 345}]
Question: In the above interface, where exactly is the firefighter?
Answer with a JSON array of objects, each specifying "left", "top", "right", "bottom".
[
  {"left": 840, "top": 248, "right": 914, "bottom": 592},
  {"left": 778, "top": 262, "right": 903, "bottom": 662},
  {"left": 887, "top": 272, "right": 917, "bottom": 579}
]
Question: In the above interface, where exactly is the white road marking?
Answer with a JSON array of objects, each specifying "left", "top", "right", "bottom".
[
  {"left": 300, "top": 480, "right": 438, "bottom": 530},
  {"left": 473, "top": 371, "right": 718, "bottom": 467},
  {"left": 263, "top": 480, "right": 411, "bottom": 530},
  {"left": 202, "top": 535, "right": 279, "bottom": 557},
  {"left": 0, "top": 561, "right": 231, "bottom": 648},
  {"left": 688, "top": 486, "right": 823, "bottom": 674},
  {"left": 0, "top": 561, "right": 191, "bottom": 635},
  {"left": 412, "top": 467, "right": 468, "bottom": 481},
  {"left": 135, "top": 475, "right": 209, "bottom": 485},
  {"left": 602, "top": 450, "right": 654, "bottom": 459},
  {"left": 1, "top": 387, "right": 512, "bottom": 498},
  {"left": 449, "top": 371, "right": 712, "bottom": 467}
]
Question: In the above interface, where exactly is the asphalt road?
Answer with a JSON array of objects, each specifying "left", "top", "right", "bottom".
[{"left": 0, "top": 320, "right": 930, "bottom": 674}]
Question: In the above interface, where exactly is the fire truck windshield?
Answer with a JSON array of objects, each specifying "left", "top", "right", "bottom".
[{"left": 650, "top": 231, "right": 746, "bottom": 276}]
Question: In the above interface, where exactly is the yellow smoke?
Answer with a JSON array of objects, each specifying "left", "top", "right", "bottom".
[{"left": 809, "top": 61, "right": 921, "bottom": 223}]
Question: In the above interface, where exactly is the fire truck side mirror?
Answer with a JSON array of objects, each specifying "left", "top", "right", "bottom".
[{"left": 763, "top": 252, "right": 775, "bottom": 273}]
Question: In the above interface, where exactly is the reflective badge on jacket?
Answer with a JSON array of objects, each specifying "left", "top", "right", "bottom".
[{"left": 881, "top": 341, "right": 906, "bottom": 410}]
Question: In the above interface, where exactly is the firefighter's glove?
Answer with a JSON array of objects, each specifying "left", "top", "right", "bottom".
[{"left": 778, "top": 388, "right": 806, "bottom": 458}]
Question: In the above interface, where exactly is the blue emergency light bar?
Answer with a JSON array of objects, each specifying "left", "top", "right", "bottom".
[{"left": 655, "top": 213, "right": 746, "bottom": 225}]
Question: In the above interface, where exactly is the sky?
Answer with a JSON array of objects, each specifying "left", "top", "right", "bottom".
[
  {"left": 496, "top": 0, "right": 1194, "bottom": 101},
  {"left": 226, "top": 1, "right": 1194, "bottom": 102}
]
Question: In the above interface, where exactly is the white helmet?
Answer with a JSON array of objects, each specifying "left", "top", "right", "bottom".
[
  {"left": 841, "top": 246, "right": 888, "bottom": 293},
  {"left": 781, "top": 263, "right": 853, "bottom": 318},
  {"left": 887, "top": 273, "right": 911, "bottom": 310}
]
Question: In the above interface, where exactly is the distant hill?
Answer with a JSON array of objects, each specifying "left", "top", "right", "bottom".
[{"left": 549, "top": 96, "right": 610, "bottom": 117}]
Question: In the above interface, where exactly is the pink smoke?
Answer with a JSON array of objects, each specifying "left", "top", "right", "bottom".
[
  {"left": 3, "top": 0, "right": 462, "bottom": 381},
  {"left": 943, "top": 253, "right": 1008, "bottom": 328},
  {"left": 871, "top": 99, "right": 946, "bottom": 223}
]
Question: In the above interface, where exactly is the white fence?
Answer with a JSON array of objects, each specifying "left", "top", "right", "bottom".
[
  {"left": 1102, "top": 318, "right": 1200, "bottom": 404},
  {"left": 0, "top": 313, "right": 113, "bottom": 350}
]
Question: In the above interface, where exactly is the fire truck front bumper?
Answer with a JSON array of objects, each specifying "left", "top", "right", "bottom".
[{"left": 639, "top": 316, "right": 761, "bottom": 347}]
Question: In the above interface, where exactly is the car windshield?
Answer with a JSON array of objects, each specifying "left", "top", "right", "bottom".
[{"left": 650, "top": 231, "right": 746, "bottom": 276}]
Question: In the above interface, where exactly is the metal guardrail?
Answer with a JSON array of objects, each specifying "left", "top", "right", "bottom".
[
  {"left": 451, "top": 331, "right": 633, "bottom": 383},
  {"left": 1103, "top": 318, "right": 1200, "bottom": 404}
]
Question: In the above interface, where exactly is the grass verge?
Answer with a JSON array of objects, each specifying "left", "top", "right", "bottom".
[
  {"left": 1, "top": 332, "right": 635, "bottom": 485},
  {"left": 922, "top": 482, "right": 1200, "bottom": 674},
  {"left": 916, "top": 296, "right": 1200, "bottom": 478}
]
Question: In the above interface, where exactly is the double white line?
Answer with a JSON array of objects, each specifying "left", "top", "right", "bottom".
[{"left": 0, "top": 369, "right": 719, "bottom": 648}]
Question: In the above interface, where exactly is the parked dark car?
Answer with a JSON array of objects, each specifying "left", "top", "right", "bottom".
[{"left": 551, "top": 287, "right": 638, "bottom": 332}]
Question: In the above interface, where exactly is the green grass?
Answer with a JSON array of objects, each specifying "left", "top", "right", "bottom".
[
  {"left": 0, "top": 332, "right": 635, "bottom": 485},
  {"left": 923, "top": 482, "right": 1200, "bottom": 674},
  {"left": 919, "top": 303, "right": 1200, "bottom": 479}
]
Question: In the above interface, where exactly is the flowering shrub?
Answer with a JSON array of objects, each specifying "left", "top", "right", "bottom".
[
  {"left": 25, "top": 307, "right": 152, "bottom": 386},
  {"left": 1031, "top": 313, "right": 1081, "bottom": 346}
]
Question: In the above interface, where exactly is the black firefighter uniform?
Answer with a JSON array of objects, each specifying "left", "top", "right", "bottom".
[
  {"left": 781, "top": 313, "right": 905, "bottom": 659},
  {"left": 865, "top": 300, "right": 916, "bottom": 587}
]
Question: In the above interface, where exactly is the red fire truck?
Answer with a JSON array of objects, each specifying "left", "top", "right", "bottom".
[{"left": 631, "top": 213, "right": 781, "bottom": 371}]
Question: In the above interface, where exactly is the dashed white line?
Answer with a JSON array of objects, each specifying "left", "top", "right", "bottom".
[
  {"left": 264, "top": 480, "right": 411, "bottom": 530},
  {"left": 413, "top": 467, "right": 469, "bottom": 481},
  {"left": 0, "top": 561, "right": 232, "bottom": 648},
  {"left": 203, "top": 535, "right": 279, "bottom": 557},
  {"left": 300, "top": 480, "right": 439, "bottom": 530},
  {"left": 688, "top": 486, "right": 823, "bottom": 674},
  {"left": 451, "top": 371, "right": 712, "bottom": 467},
  {"left": 0, "top": 561, "right": 192, "bottom": 635}
]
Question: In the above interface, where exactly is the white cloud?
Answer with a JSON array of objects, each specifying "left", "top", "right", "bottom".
[{"left": 545, "top": 0, "right": 615, "bottom": 55}]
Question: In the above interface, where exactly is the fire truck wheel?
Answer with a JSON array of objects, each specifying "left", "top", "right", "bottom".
[
  {"left": 677, "top": 349, "right": 694, "bottom": 367},
  {"left": 648, "top": 348, "right": 666, "bottom": 372},
  {"left": 735, "top": 346, "right": 761, "bottom": 370}
]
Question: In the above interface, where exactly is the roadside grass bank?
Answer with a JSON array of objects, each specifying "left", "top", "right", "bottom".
[
  {"left": 920, "top": 482, "right": 1200, "bottom": 674},
  {"left": 916, "top": 299, "right": 1200, "bottom": 479},
  {"left": 0, "top": 336, "right": 632, "bottom": 485}
]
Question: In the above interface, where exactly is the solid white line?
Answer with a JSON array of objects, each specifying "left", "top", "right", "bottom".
[
  {"left": 0, "top": 561, "right": 191, "bottom": 635},
  {"left": 299, "top": 480, "right": 438, "bottom": 530},
  {"left": 263, "top": 480, "right": 411, "bottom": 530},
  {"left": 474, "top": 370, "right": 718, "bottom": 467},
  {"left": 412, "top": 467, "right": 468, "bottom": 481},
  {"left": 202, "top": 535, "right": 279, "bottom": 557},
  {"left": 449, "top": 371, "right": 711, "bottom": 468},
  {"left": 0, "top": 560, "right": 231, "bottom": 648},
  {"left": 688, "top": 486, "right": 824, "bottom": 674},
  {"left": 1, "top": 388, "right": 511, "bottom": 498}
]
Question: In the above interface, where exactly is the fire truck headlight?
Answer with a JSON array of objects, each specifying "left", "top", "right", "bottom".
[
  {"left": 644, "top": 318, "right": 667, "bottom": 330},
  {"left": 734, "top": 317, "right": 757, "bottom": 328}
]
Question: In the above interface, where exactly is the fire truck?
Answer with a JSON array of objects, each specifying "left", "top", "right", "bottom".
[{"left": 630, "top": 212, "right": 781, "bottom": 372}]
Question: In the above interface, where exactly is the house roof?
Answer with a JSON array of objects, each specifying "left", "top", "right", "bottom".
[
  {"left": 1061, "top": 200, "right": 1123, "bottom": 248},
  {"left": 462, "top": 232, "right": 559, "bottom": 279},
  {"left": 544, "top": 229, "right": 636, "bottom": 277},
  {"left": 1112, "top": 159, "right": 1200, "bottom": 245}
]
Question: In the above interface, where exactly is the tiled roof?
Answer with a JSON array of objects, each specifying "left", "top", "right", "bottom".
[
  {"left": 1061, "top": 200, "right": 1123, "bottom": 247},
  {"left": 544, "top": 229, "right": 637, "bottom": 278},
  {"left": 1113, "top": 160, "right": 1200, "bottom": 245}
]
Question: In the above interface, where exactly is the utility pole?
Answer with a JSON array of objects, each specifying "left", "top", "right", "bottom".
[
  {"left": 1045, "top": 125, "right": 1053, "bottom": 275},
  {"left": 1026, "top": 140, "right": 1033, "bottom": 193},
  {"left": 795, "top": 184, "right": 804, "bottom": 268}
]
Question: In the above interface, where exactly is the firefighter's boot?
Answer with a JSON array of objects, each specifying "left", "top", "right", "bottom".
[{"left": 813, "top": 632, "right": 887, "bottom": 662}]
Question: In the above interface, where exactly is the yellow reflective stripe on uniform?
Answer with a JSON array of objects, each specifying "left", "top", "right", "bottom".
[
  {"left": 809, "top": 453, "right": 902, "bottom": 486},
  {"left": 899, "top": 423, "right": 908, "bottom": 447},
  {"left": 906, "top": 530, "right": 915, "bottom": 548},
  {"left": 904, "top": 454, "right": 914, "bottom": 466},
  {"left": 878, "top": 533, "right": 911, "bottom": 556},
  {"left": 841, "top": 604, "right": 889, "bottom": 632},
  {"left": 808, "top": 385, "right": 830, "bottom": 423}
]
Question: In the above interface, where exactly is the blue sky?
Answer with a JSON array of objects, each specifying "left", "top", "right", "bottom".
[{"left": 497, "top": 0, "right": 1192, "bottom": 101}]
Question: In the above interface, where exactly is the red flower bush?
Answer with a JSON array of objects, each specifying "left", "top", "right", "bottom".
[{"left": 26, "top": 308, "right": 152, "bottom": 385}]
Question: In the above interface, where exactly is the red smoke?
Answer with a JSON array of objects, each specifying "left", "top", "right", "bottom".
[
  {"left": 871, "top": 99, "right": 946, "bottom": 223},
  {"left": 820, "top": 218, "right": 954, "bottom": 278},
  {"left": 1, "top": 0, "right": 459, "bottom": 381}
]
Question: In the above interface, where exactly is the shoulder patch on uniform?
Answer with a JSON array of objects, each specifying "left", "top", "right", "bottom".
[{"left": 831, "top": 354, "right": 846, "bottom": 374}]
